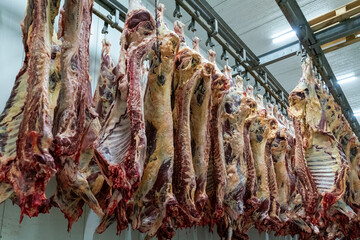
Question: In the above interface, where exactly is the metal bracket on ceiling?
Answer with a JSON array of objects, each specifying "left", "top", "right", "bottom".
[
  {"left": 234, "top": 61, "right": 241, "bottom": 72},
  {"left": 221, "top": 44, "right": 229, "bottom": 61},
  {"left": 173, "top": 2, "right": 183, "bottom": 18},
  {"left": 209, "top": 18, "right": 218, "bottom": 36},
  {"left": 237, "top": 48, "right": 248, "bottom": 65},
  {"left": 111, "top": 9, "right": 119, "bottom": 27},
  {"left": 242, "top": 70, "right": 250, "bottom": 82},
  {"left": 101, "top": 15, "right": 111, "bottom": 35},
  {"left": 254, "top": 80, "right": 261, "bottom": 92},
  {"left": 205, "top": 32, "right": 215, "bottom": 48},
  {"left": 188, "top": 11, "right": 200, "bottom": 33}
]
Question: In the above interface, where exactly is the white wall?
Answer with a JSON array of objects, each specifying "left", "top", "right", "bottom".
[{"left": 0, "top": 1, "right": 281, "bottom": 239}]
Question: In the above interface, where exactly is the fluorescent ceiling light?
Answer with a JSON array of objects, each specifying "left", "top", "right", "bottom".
[
  {"left": 272, "top": 29, "right": 296, "bottom": 43},
  {"left": 338, "top": 76, "right": 356, "bottom": 84},
  {"left": 354, "top": 111, "right": 360, "bottom": 117},
  {"left": 337, "top": 73, "right": 356, "bottom": 84}
]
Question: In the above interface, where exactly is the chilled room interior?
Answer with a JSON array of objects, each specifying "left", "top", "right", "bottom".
[{"left": 0, "top": 0, "right": 359, "bottom": 239}]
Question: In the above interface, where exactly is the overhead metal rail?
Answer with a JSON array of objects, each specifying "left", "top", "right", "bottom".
[
  {"left": 92, "top": 0, "right": 291, "bottom": 110},
  {"left": 92, "top": 0, "right": 127, "bottom": 32},
  {"left": 277, "top": 0, "right": 360, "bottom": 139},
  {"left": 258, "top": 13, "right": 360, "bottom": 67},
  {"left": 179, "top": 0, "right": 290, "bottom": 108},
  {"left": 93, "top": 8, "right": 123, "bottom": 32}
]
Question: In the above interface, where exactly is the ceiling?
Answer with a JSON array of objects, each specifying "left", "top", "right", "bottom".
[{"left": 149, "top": 0, "right": 360, "bottom": 128}]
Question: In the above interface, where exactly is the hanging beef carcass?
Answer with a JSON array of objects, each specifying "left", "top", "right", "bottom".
[
  {"left": 0, "top": 0, "right": 61, "bottom": 219},
  {"left": 245, "top": 94, "right": 273, "bottom": 227},
  {"left": 287, "top": 59, "right": 351, "bottom": 237},
  {"left": 217, "top": 75, "right": 257, "bottom": 239},
  {"left": 263, "top": 103, "right": 282, "bottom": 232},
  {"left": 270, "top": 107, "right": 293, "bottom": 229},
  {"left": 95, "top": 0, "right": 157, "bottom": 233},
  {"left": 202, "top": 50, "right": 230, "bottom": 228},
  {"left": 190, "top": 37, "right": 214, "bottom": 213},
  {"left": 128, "top": 4, "right": 180, "bottom": 238},
  {"left": 93, "top": 39, "right": 117, "bottom": 124},
  {"left": 245, "top": 94, "right": 280, "bottom": 232},
  {"left": 271, "top": 113, "right": 312, "bottom": 237},
  {"left": 228, "top": 84, "right": 258, "bottom": 239},
  {"left": 270, "top": 107, "right": 292, "bottom": 226},
  {"left": 171, "top": 20, "right": 203, "bottom": 228},
  {"left": 52, "top": 35, "right": 108, "bottom": 230},
  {"left": 52, "top": 0, "right": 105, "bottom": 229},
  {"left": 311, "top": 79, "right": 359, "bottom": 238}
]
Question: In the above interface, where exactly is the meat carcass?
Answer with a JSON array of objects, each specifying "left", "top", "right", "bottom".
[
  {"left": 52, "top": 0, "right": 104, "bottom": 228},
  {"left": 203, "top": 50, "right": 230, "bottom": 227},
  {"left": 49, "top": 36, "right": 62, "bottom": 115},
  {"left": 245, "top": 95, "right": 280, "bottom": 231},
  {"left": 287, "top": 59, "right": 350, "bottom": 235},
  {"left": 53, "top": 117, "right": 104, "bottom": 230},
  {"left": 270, "top": 107, "right": 292, "bottom": 220},
  {"left": 190, "top": 37, "right": 214, "bottom": 212},
  {"left": 313, "top": 80, "right": 359, "bottom": 238},
  {"left": 172, "top": 21, "right": 202, "bottom": 228},
  {"left": 264, "top": 103, "right": 282, "bottom": 231},
  {"left": 93, "top": 39, "right": 116, "bottom": 124},
  {"left": 128, "top": 4, "right": 180, "bottom": 238},
  {"left": 0, "top": 0, "right": 61, "bottom": 219},
  {"left": 245, "top": 94, "right": 273, "bottom": 226},
  {"left": 217, "top": 75, "right": 257, "bottom": 238},
  {"left": 95, "top": 0, "right": 156, "bottom": 233}
]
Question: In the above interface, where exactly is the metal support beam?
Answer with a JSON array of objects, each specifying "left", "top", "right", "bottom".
[
  {"left": 180, "top": 0, "right": 290, "bottom": 107},
  {"left": 257, "top": 41, "right": 299, "bottom": 67},
  {"left": 257, "top": 14, "right": 360, "bottom": 67},
  {"left": 93, "top": 8, "right": 123, "bottom": 32},
  {"left": 92, "top": 0, "right": 290, "bottom": 108},
  {"left": 95, "top": 0, "right": 127, "bottom": 22},
  {"left": 277, "top": 0, "right": 360, "bottom": 139}
]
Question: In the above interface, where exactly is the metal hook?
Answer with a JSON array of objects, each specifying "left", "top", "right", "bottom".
[
  {"left": 242, "top": 70, "right": 250, "bottom": 82},
  {"left": 254, "top": 80, "right": 261, "bottom": 92},
  {"left": 205, "top": 32, "right": 215, "bottom": 49},
  {"left": 101, "top": 21, "right": 109, "bottom": 35},
  {"left": 188, "top": 18, "right": 196, "bottom": 32},
  {"left": 209, "top": 18, "right": 218, "bottom": 36},
  {"left": 173, "top": 2, "right": 182, "bottom": 19},
  {"left": 101, "top": 15, "right": 112, "bottom": 35},
  {"left": 221, "top": 45, "right": 229, "bottom": 61},
  {"left": 111, "top": 9, "right": 119, "bottom": 28}
]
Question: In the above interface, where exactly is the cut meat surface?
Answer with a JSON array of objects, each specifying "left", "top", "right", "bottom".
[
  {"left": 222, "top": 76, "right": 255, "bottom": 219},
  {"left": 247, "top": 95, "right": 272, "bottom": 225},
  {"left": 172, "top": 20, "right": 202, "bottom": 228},
  {"left": 190, "top": 37, "right": 214, "bottom": 212},
  {"left": 53, "top": 116, "right": 104, "bottom": 230},
  {"left": 204, "top": 51, "right": 230, "bottom": 227},
  {"left": 271, "top": 111, "right": 292, "bottom": 219},
  {"left": 95, "top": 0, "right": 156, "bottom": 233},
  {"left": 128, "top": 4, "right": 180, "bottom": 238},
  {"left": 264, "top": 103, "right": 281, "bottom": 231},
  {"left": 218, "top": 75, "right": 257, "bottom": 239},
  {"left": 93, "top": 39, "right": 116, "bottom": 124},
  {"left": 52, "top": 0, "right": 104, "bottom": 229},
  {"left": 288, "top": 59, "right": 350, "bottom": 234},
  {"left": 4, "top": 0, "right": 61, "bottom": 219}
]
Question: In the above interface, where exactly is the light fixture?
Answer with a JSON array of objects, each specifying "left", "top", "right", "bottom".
[
  {"left": 337, "top": 73, "right": 357, "bottom": 84},
  {"left": 354, "top": 111, "right": 360, "bottom": 117},
  {"left": 272, "top": 29, "right": 296, "bottom": 43}
]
